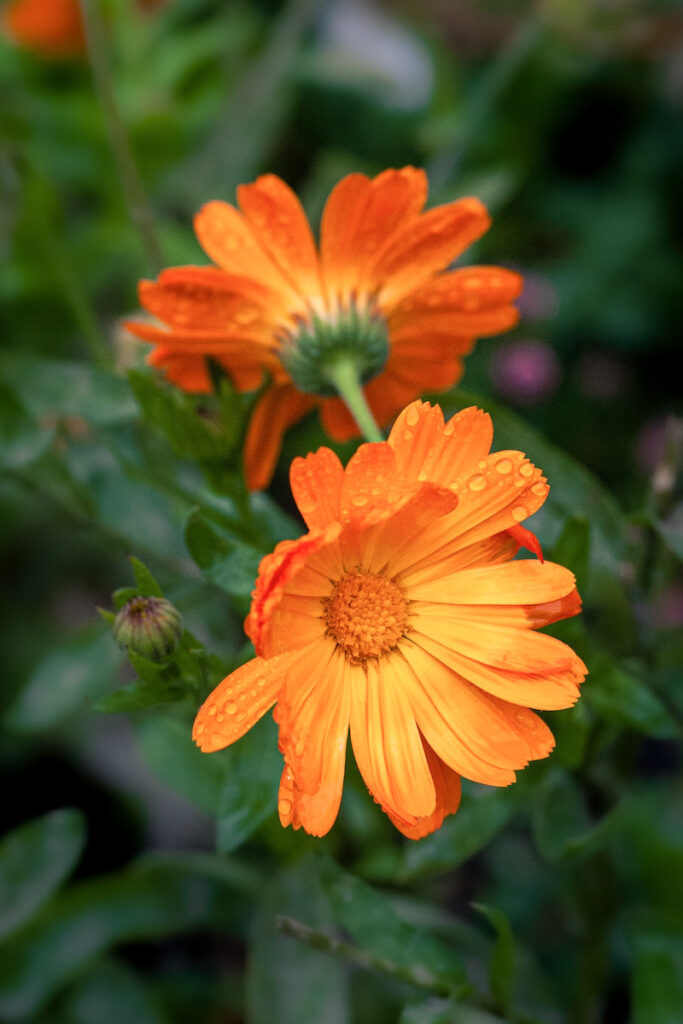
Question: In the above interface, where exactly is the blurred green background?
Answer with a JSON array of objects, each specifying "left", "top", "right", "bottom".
[{"left": 1, "top": 1, "right": 682, "bottom": 1022}]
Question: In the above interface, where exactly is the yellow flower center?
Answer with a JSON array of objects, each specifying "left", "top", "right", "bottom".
[{"left": 324, "top": 571, "right": 408, "bottom": 663}]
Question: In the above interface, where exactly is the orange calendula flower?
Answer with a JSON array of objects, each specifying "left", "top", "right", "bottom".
[
  {"left": 193, "top": 400, "right": 586, "bottom": 839},
  {"left": 2, "top": 0, "right": 165, "bottom": 56},
  {"left": 127, "top": 168, "right": 523, "bottom": 490}
]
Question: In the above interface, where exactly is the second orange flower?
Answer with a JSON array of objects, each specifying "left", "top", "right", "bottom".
[{"left": 128, "top": 167, "right": 522, "bottom": 489}]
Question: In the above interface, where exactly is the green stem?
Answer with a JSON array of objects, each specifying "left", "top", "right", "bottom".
[
  {"left": 323, "top": 358, "right": 383, "bottom": 443},
  {"left": 78, "top": 0, "right": 164, "bottom": 274},
  {"left": 276, "top": 916, "right": 456, "bottom": 998}
]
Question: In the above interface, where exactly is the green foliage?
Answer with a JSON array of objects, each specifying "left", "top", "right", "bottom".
[{"left": 2, "top": 1, "right": 681, "bottom": 1021}]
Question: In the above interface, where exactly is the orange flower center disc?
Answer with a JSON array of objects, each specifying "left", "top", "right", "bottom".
[{"left": 325, "top": 571, "right": 408, "bottom": 662}]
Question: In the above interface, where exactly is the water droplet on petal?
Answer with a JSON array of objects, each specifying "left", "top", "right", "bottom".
[
  {"left": 405, "top": 406, "right": 420, "bottom": 427},
  {"left": 225, "top": 700, "right": 237, "bottom": 715},
  {"left": 511, "top": 505, "right": 528, "bottom": 522},
  {"left": 278, "top": 798, "right": 292, "bottom": 815},
  {"left": 468, "top": 474, "right": 486, "bottom": 492},
  {"left": 351, "top": 493, "right": 369, "bottom": 507},
  {"left": 495, "top": 458, "right": 513, "bottom": 475},
  {"left": 478, "top": 459, "right": 487, "bottom": 470},
  {"left": 519, "top": 462, "right": 534, "bottom": 477},
  {"left": 403, "top": 430, "right": 414, "bottom": 441},
  {"left": 532, "top": 482, "right": 547, "bottom": 496}
]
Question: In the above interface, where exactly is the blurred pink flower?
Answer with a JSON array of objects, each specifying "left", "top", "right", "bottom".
[{"left": 489, "top": 339, "right": 561, "bottom": 405}]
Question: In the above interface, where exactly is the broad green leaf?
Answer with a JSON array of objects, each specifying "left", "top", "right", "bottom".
[
  {"left": 472, "top": 904, "right": 515, "bottom": 1016},
  {"left": 0, "top": 354, "right": 137, "bottom": 427},
  {"left": 130, "top": 556, "right": 164, "bottom": 597},
  {"left": 397, "top": 782, "right": 529, "bottom": 882},
  {"left": 0, "top": 810, "right": 86, "bottom": 941},
  {"left": 586, "top": 657, "right": 677, "bottom": 738},
  {"left": 93, "top": 676, "right": 184, "bottom": 712},
  {"left": 0, "top": 859, "right": 248, "bottom": 1021},
  {"left": 0, "top": 382, "right": 54, "bottom": 470},
  {"left": 549, "top": 515, "right": 590, "bottom": 592},
  {"left": 444, "top": 391, "right": 629, "bottom": 570},
  {"left": 531, "top": 770, "right": 618, "bottom": 863},
  {"left": 216, "top": 715, "right": 281, "bottom": 853},
  {"left": 4, "top": 625, "right": 124, "bottom": 733},
  {"left": 58, "top": 958, "right": 168, "bottom": 1024},
  {"left": 246, "top": 858, "right": 350, "bottom": 1024},
  {"left": 128, "top": 369, "right": 239, "bottom": 462},
  {"left": 318, "top": 857, "right": 467, "bottom": 995},
  {"left": 135, "top": 715, "right": 227, "bottom": 814},
  {"left": 185, "top": 507, "right": 261, "bottom": 598}
]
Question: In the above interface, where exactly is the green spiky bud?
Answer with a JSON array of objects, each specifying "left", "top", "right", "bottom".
[
  {"left": 279, "top": 303, "right": 389, "bottom": 396},
  {"left": 113, "top": 596, "right": 182, "bottom": 662}
]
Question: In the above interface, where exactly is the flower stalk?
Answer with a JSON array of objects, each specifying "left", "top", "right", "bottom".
[{"left": 323, "top": 357, "right": 384, "bottom": 443}]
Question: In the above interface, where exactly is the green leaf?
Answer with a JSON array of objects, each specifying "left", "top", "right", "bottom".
[
  {"left": 4, "top": 625, "right": 124, "bottom": 733},
  {"left": 216, "top": 715, "right": 281, "bottom": 853},
  {"left": 129, "top": 556, "right": 163, "bottom": 597},
  {"left": 0, "top": 354, "right": 137, "bottom": 428},
  {"left": 631, "top": 922, "right": 683, "bottom": 1024},
  {"left": 0, "top": 810, "right": 86, "bottom": 941},
  {"left": 318, "top": 857, "right": 467, "bottom": 995},
  {"left": 93, "top": 676, "right": 184, "bottom": 713},
  {"left": 246, "top": 858, "right": 350, "bottom": 1024},
  {"left": 400, "top": 1000, "right": 510, "bottom": 1024},
  {"left": 58, "top": 958, "right": 168, "bottom": 1024},
  {"left": 397, "top": 782, "right": 528, "bottom": 882},
  {"left": 0, "top": 382, "right": 54, "bottom": 471},
  {"left": 549, "top": 515, "right": 591, "bottom": 592},
  {"left": 653, "top": 503, "right": 683, "bottom": 563},
  {"left": 128, "top": 369, "right": 240, "bottom": 462},
  {"left": 112, "top": 587, "right": 139, "bottom": 610},
  {"left": 586, "top": 657, "right": 678, "bottom": 738},
  {"left": 472, "top": 904, "right": 515, "bottom": 1016},
  {"left": 0, "top": 858, "right": 248, "bottom": 1021},
  {"left": 185, "top": 507, "right": 261, "bottom": 598},
  {"left": 531, "top": 770, "right": 618, "bottom": 863},
  {"left": 135, "top": 715, "right": 227, "bottom": 814},
  {"left": 445, "top": 391, "right": 629, "bottom": 570}
]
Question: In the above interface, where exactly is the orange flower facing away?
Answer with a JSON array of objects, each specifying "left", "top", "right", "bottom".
[
  {"left": 2, "top": 0, "right": 166, "bottom": 56},
  {"left": 127, "top": 167, "right": 523, "bottom": 490},
  {"left": 193, "top": 400, "right": 587, "bottom": 839}
]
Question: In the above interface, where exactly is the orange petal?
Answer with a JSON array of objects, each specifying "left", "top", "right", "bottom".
[
  {"left": 410, "top": 616, "right": 581, "bottom": 674},
  {"left": 386, "top": 741, "right": 461, "bottom": 839},
  {"left": 396, "top": 645, "right": 516, "bottom": 786},
  {"left": 388, "top": 402, "right": 493, "bottom": 489},
  {"left": 194, "top": 201, "right": 301, "bottom": 307},
  {"left": 147, "top": 348, "right": 212, "bottom": 393},
  {"left": 371, "top": 198, "right": 491, "bottom": 309},
  {"left": 358, "top": 484, "right": 459, "bottom": 576},
  {"left": 397, "top": 531, "right": 519, "bottom": 587},
  {"left": 237, "top": 174, "right": 323, "bottom": 300},
  {"left": 389, "top": 266, "right": 523, "bottom": 333},
  {"left": 245, "top": 520, "right": 341, "bottom": 656},
  {"left": 290, "top": 447, "right": 345, "bottom": 530},
  {"left": 192, "top": 649, "right": 299, "bottom": 752},
  {"left": 277, "top": 645, "right": 349, "bottom": 817},
  {"left": 348, "top": 657, "right": 436, "bottom": 820},
  {"left": 243, "top": 384, "right": 317, "bottom": 492},
  {"left": 320, "top": 167, "right": 428, "bottom": 302},
  {"left": 412, "top": 590, "right": 582, "bottom": 632},
  {"left": 407, "top": 560, "right": 577, "bottom": 606},
  {"left": 138, "top": 266, "right": 279, "bottom": 330},
  {"left": 507, "top": 524, "right": 543, "bottom": 562}
]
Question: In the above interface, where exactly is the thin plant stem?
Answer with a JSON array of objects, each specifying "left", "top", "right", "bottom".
[
  {"left": 276, "top": 915, "right": 457, "bottom": 998},
  {"left": 323, "top": 358, "right": 384, "bottom": 443},
  {"left": 79, "top": 0, "right": 164, "bottom": 274}
]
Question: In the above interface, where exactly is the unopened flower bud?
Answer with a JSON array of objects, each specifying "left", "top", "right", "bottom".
[{"left": 113, "top": 596, "right": 182, "bottom": 662}]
